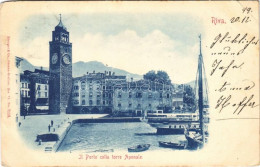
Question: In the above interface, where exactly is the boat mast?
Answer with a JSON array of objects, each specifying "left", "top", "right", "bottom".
[{"left": 198, "top": 35, "right": 205, "bottom": 144}]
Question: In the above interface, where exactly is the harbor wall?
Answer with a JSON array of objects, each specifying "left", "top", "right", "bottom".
[
  {"left": 72, "top": 117, "right": 141, "bottom": 124},
  {"left": 53, "top": 121, "right": 73, "bottom": 152}
]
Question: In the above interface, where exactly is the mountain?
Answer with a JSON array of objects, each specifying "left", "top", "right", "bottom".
[
  {"left": 19, "top": 58, "right": 143, "bottom": 80},
  {"left": 19, "top": 58, "right": 42, "bottom": 73},
  {"left": 72, "top": 61, "right": 142, "bottom": 80}
]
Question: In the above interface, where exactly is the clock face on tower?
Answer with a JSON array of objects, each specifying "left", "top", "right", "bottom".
[
  {"left": 62, "top": 54, "right": 71, "bottom": 65},
  {"left": 52, "top": 53, "right": 58, "bottom": 64}
]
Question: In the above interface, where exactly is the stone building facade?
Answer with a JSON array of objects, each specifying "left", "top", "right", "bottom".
[
  {"left": 49, "top": 16, "right": 72, "bottom": 114},
  {"left": 72, "top": 71, "right": 126, "bottom": 114},
  {"left": 72, "top": 72, "right": 173, "bottom": 116},
  {"left": 20, "top": 69, "right": 49, "bottom": 115}
]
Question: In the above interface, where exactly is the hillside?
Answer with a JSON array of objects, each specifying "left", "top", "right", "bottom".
[{"left": 19, "top": 58, "right": 143, "bottom": 80}]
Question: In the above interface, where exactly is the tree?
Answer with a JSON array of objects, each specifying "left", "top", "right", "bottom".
[
  {"left": 157, "top": 71, "right": 171, "bottom": 84},
  {"left": 143, "top": 70, "right": 157, "bottom": 81},
  {"left": 144, "top": 70, "right": 171, "bottom": 84},
  {"left": 183, "top": 85, "right": 195, "bottom": 107}
]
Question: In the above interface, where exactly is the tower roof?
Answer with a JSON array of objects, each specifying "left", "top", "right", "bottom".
[{"left": 55, "top": 14, "right": 67, "bottom": 30}]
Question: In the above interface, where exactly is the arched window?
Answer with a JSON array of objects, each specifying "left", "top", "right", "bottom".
[{"left": 81, "top": 81, "right": 86, "bottom": 90}]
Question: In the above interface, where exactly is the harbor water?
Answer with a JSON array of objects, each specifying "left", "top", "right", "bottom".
[{"left": 57, "top": 122, "right": 186, "bottom": 152}]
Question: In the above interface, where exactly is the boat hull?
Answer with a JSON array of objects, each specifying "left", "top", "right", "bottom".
[
  {"left": 159, "top": 141, "right": 186, "bottom": 149},
  {"left": 128, "top": 144, "right": 150, "bottom": 152},
  {"left": 185, "top": 134, "right": 203, "bottom": 149},
  {"left": 157, "top": 128, "right": 184, "bottom": 135}
]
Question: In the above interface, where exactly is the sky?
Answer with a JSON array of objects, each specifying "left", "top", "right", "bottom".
[{"left": 18, "top": 13, "right": 204, "bottom": 84}]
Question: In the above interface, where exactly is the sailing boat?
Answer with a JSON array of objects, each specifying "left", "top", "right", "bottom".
[{"left": 185, "top": 35, "right": 209, "bottom": 149}]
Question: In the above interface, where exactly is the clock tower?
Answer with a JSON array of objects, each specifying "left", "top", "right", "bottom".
[{"left": 49, "top": 15, "right": 72, "bottom": 114}]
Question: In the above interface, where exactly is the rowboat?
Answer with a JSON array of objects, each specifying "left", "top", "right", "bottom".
[
  {"left": 158, "top": 141, "right": 186, "bottom": 149},
  {"left": 128, "top": 144, "right": 150, "bottom": 152}
]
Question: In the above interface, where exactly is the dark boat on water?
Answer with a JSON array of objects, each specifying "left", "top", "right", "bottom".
[
  {"left": 128, "top": 144, "right": 150, "bottom": 152},
  {"left": 185, "top": 35, "right": 209, "bottom": 150},
  {"left": 135, "top": 132, "right": 157, "bottom": 136},
  {"left": 159, "top": 141, "right": 186, "bottom": 149},
  {"left": 185, "top": 130, "right": 204, "bottom": 149}
]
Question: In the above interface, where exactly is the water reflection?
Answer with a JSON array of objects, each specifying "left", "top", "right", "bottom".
[{"left": 58, "top": 122, "right": 186, "bottom": 152}]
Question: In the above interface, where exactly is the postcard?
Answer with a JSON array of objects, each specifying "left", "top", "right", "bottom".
[{"left": 0, "top": 1, "right": 259, "bottom": 166}]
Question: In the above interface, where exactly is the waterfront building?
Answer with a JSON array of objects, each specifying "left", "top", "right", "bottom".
[
  {"left": 72, "top": 72, "right": 173, "bottom": 116},
  {"left": 15, "top": 57, "right": 23, "bottom": 120},
  {"left": 172, "top": 90, "right": 184, "bottom": 108},
  {"left": 20, "top": 69, "right": 49, "bottom": 115},
  {"left": 72, "top": 71, "right": 126, "bottom": 114}
]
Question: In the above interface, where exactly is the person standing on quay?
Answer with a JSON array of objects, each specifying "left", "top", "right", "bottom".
[
  {"left": 51, "top": 120, "right": 53, "bottom": 127},
  {"left": 48, "top": 124, "right": 51, "bottom": 132}
]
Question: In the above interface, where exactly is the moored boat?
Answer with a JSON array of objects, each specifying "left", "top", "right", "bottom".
[
  {"left": 159, "top": 141, "right": 186, "bottom": 149},
  {"left": 128, "top": 144, "right": 150, "bottom": 152},
  {"left": 184, "top": 130, "right": 203, "bottom": 149},
  {"left": 185, "top": 35, "right": 209, "bottom": 149}
]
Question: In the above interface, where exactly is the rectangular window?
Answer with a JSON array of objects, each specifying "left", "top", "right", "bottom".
[
  {"left": 89, "top": 100, "right": 93, "bottom": 105},
  {"left": 45, "top": 92, "right": 47, "bottom": 98},
  {"left": 118, "top": 92, "right": 122, "bottom": 98},
  {"left": 22, "top": 83, "right": 24, "bottom": 88},
  {"left": 160, "top": 93, "right": 163, "bottom": 98},
  {"left": 148, "top": 93, "right": 152, "bottom": 98},
  {"left": 45, "top": 85, "right": 47, "bottom": 90},
  {"left": 129, "top": 92, "right": 132, "bottom": 98},
  {"left": 136, "top": 92, "right": 142, "bottom": 98},
  {"left": 103, "top": 101, "right": 106, "bottom": 105},
  {"left": 37, "top": 85, "right": 40, "bottom": 90},
  {"left": 89, "top": 92, "right": 93, "bottom": 98},
  {"left": 103, "top": 86, "right": 105, "bottom": 90},
  {"left": 97, "top": 92, "right": 101, "bottom": 98},
  {"left": 108, "top": 93, "right": 112, "bottom": 98},
  {"left": 97, "top": 100, "right": 100, "bottom": 105},
  {"left": 167, "top": 93, "right": 170, "bottom": 98},
  {"left": 129, "top": 103, "right": 132, "bottom": 107},
  {"left": 118, "top": 103, "right": 121, "bottom": 107},
  {"left": 82, "top": 100, "right": 85, "bottom": 105}
]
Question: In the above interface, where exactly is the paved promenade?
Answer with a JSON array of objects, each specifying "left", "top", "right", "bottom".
[{"left": 17, "top": 114, "right": 107, "bottom": 152}]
